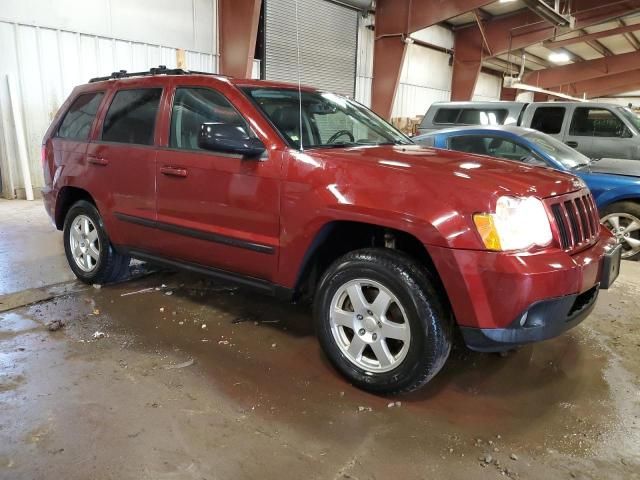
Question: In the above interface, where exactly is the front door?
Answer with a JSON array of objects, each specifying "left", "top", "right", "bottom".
[
  {"left": 567, "top": 107, "right": 635, "bottom": 159},
  {"left": 154, "top": 86, "right": 281, "bottom": 281}
]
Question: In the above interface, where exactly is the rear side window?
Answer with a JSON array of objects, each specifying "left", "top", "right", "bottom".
[
  {"left": 434, "top": 108, "right": 461, "bottom": 124},
  {"left": 458, "top": 109, "right": 508, "bottom": 125},
  {"left": 570, "top": 107, "right": 630, "bottom": 138},
  {"left": 102, "top": 88, "right": 162, "bottom": 145},
  {"left": 449, "top": 135, "right": 490, "bottom": 155},
  {"left": 530, "top": 107, "right": 565, "bottom": 134},
  {"left": 57, "top": 92, "right": 104, "bottom": 140},
  {"left": 170, "top": 87, "right": 250, "bottom": 150}
]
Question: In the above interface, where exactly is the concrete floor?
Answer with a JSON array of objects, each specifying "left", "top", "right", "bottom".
[{"left": 0, "top": 199, "right": 639, "bottom": 480}]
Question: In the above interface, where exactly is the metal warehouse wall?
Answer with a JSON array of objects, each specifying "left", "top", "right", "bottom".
[
  {"left": 355, "top": 14, "right": 374, "bottom": 108},
  {"left": 0, "top": 0, "right": 218, "bottom": 199}
]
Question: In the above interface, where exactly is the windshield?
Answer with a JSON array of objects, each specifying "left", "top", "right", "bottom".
[
  {"left": 523, "top": 130, "right": 590, "bottom": 169},
  {"left": 618, "top": 107, "right": 640, "bottom": 133},
  {"left": 241, "top": 87, "right": 412, "bottom": 149}
]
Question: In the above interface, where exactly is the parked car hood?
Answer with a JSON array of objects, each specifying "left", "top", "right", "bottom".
[
  {"left": 312, "top": 144, "right": 582, "bottom": 200},
  {"left": 589, "top": 158, "right": 640, "bottom": 177}
]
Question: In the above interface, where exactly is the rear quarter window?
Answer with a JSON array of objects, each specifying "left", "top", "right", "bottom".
[
  {"left": 530, "top": 107, "right": 565, "bottom": 134},
  {"left": 433, "top": 108, "right": 461, "bottom": 124},
  {"left": 57, "top": 92, "right": 104, "bottom": 140}
]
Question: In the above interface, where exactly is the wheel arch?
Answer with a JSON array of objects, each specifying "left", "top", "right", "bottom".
[
  {"left": 55, "top": 186, "right": 97, "bottom": 230},
  {"left": 292, "top": 220, "right": 451, "bottom": 309}
]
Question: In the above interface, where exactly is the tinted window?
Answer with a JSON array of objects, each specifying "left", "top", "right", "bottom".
[
  {"left": 102, "top": 88, "right": 162, "bottom": 145},
  {"left": 570, "top": 107, "right": 629, "bottom": 138},
  {"left": 434, "top": 108, "right": 460, "bottom": 124},
  {"left": 530, "top": 107, "right": 565, "bottom": 134},
  {"left": 449, "top": 135, "right": 490, "bottom": 155},
  {"left": 170, "top": 88, "right": 249, "bottom": 150},
  {"left": 57, "top": 92, "right": 104, "bottom": 140},
  {"left": 458, "top": 109, "right": 508, "bottom": 125}
]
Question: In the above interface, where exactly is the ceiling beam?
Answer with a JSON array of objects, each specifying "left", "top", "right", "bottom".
[
  {"left": 550, "top": 69, "right": 640, "bottom": 98},
  {"left": 580, "top": 29, "right": 614, "bottom": 57},
  {"left": 544, "top": 22, "right": 640, "bottom": 49},
  {"left": 522, "top": 49, "right": 640, "bottom": 88},
  {"left": 618, "top": 19, "right": 640, "bottom": 50},
  {"left": 375, "top": 0, "right": 496, "bottom": 37}
]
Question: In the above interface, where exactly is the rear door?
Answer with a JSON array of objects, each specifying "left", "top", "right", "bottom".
[
  {"left": 568, "top": 106, "right": 636, "bottom": 159},
  {"left": 86, "top": 85, "right": 164, "bottom": 248},
  {"left": 153, "top": 85, "right": 281, "bottom": 281}
]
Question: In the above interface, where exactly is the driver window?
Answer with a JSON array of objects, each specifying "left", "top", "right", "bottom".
[{"left": 170, "top": 87, "right": 251, "bottom": 151}]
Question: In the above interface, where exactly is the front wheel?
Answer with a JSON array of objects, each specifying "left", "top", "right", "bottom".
[
  {"left": 601, "top": 201, "right": 640, "bottom": 260},
  {"left": 63, "top": 200, "right": 130, "bottom": 284},
  {"left": 313, "top": 248, "right": 452, "bottom": 394}
]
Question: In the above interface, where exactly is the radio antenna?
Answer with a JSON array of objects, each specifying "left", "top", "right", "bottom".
[{"left": 294, "top": 0, "right": 304, "bottom": 151}]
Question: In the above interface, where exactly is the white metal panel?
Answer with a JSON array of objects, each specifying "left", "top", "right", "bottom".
[
  {"left": 411, "top": 25, "right": 454, "bottom": 50},
  {"left": 0, "top": 0, "right": 217, "bottom": 54},
  {"left": 0, "top": 20, "right": 217, "bottom": 194},
  {"left": 355, "top": 14, "right": 374, "bottom": 107},
  {"left": 392, "top": 44, "right": 452, "bottom": 118},
  {"left": 473, "top": 72, "right": 502, "bottom": 102},
  {"left": 264, "top": 0, "right": 358, "bottom": 96}
]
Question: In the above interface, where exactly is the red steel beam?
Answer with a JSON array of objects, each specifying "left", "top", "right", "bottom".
[
  {"left": 218, "top": 0, "right": 261, "bottom": 78},
  {"left": 371, "top": 0, "right": 495, "bottom": 118},
  {"left": 371, "top": 37, "right": 407, "bottom": 119},
  {"left": 549, "top": 69, "right": 640, "bottom": 98},
  {"left": 375, "top": 0, "right": 496, "bottom": 37},
  {"left": 522, "top": 49, "right": 640, "bottom": 89},
  {"left": 544, "top": 22, "right": 640, "bottom": 49}
]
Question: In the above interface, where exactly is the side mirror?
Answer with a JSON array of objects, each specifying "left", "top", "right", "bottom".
[{"left": 198, "top": 123, "right": 265, "bottom": 158}]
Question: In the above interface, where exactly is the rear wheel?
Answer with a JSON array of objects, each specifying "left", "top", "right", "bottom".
[
  {"left": 63, "top": 200, "right": 130, "bottom": 284},
  {"left": 601, "top": 201, "right": 640, "bottom": 260},
  {"left": 313, "top": 248, "right": 452, "bottom": 394}
]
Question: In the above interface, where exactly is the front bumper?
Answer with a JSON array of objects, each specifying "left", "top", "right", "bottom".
[{"left": 428, "top": 234, "right": 621, "bottom": 352}]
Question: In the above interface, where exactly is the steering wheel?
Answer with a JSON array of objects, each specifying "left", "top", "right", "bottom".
[{"left": 327, "top": 130, "right": 355, "bottom": 144}]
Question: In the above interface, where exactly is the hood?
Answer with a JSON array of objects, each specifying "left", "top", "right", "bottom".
[
  {"left": 311, "top": 145, "right": 582, "bottom": 200},
  {"left": 588, "top": 158, "right": 640, "bottom": 177}
]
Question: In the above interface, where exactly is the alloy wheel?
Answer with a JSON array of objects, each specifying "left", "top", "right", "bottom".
[{"left": 329, "top": 278, "right": 411, "bottom": 373}]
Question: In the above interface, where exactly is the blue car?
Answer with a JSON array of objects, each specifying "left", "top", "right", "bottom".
[{"left": 414, "top": 126, "right": 640, "bottom": 260}]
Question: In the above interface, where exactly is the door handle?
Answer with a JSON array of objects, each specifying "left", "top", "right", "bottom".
[
  {"left": 160, "top": 166, "right": 188, "bottom": 177},
  {"left": 566, "top": 141, "right": 578, "bottom": 148},
  {"left": 88, "top": 156, "right": 109, "bottom": 166}
]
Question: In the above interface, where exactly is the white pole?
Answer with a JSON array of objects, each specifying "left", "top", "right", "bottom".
[
  {"left": 6, "top": 74, "right": 34, "bottom": 201},
  {"left": 0, "top": 94, "right": 17, "bottom": 199}
]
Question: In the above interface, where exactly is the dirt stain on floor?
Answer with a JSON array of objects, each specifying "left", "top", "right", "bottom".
[{"left": 0, "top": 268, "right": 638, "bottom": 480}]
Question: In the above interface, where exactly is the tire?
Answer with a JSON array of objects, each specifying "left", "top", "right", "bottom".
[
  {"left": 600, "top": 201, "right": 640, "bottom": 261},
  {"left": 63, "top": 200, "right": 130, "bottom": 284},
  {"left": 313, "top": 248, "right": 452, "bottom": 394}
]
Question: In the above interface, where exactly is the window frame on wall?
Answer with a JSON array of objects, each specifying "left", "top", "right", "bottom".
[
  {"left": 56, "top": 91, "right": 105, "bottom": 141},
  {"left": 100, "top": 87, "right": 163, "bottom": 146}
]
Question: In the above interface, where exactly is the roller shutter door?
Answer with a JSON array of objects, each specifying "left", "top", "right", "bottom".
[{"left": 264, "top": 0, "right": 358, "bottom": 97}]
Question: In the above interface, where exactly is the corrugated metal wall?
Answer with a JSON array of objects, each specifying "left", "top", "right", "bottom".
[
  {"left": 472, "top": 72, "right": 502, "bottom": 102},
  {"left": 355, "top": 14, "right": 374, "bottom": 107},
  {"left": 0, "top": 1, "right": 217, "bottom": 198},
  {"left": 264, "top": 0, "right": 358, "bottom": 97}
]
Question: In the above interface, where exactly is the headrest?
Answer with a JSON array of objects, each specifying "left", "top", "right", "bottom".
[{"left": 271, "top": 107, "right": 300, "bottom": 131}]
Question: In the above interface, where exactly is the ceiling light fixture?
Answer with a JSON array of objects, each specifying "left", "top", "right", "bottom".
[{"left": 548, "top": 51, "right": 571, "bottom": 63}]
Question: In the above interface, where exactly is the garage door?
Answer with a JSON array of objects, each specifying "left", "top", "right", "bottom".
[{"left": 264, "top": 0, "right": 358, "bottom": 97}]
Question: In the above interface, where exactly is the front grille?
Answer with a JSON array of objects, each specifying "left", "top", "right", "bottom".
[{"left": 547, "top": 190, "right": 600, "bottom": 252}]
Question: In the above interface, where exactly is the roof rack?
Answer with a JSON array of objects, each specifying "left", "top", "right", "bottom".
[{"left": 89, "top": 65, "right": 226, "bottom": 83}]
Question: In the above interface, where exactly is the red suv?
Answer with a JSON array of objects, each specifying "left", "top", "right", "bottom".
[{"left": 42, "top": 66, "right": 621, "bottom": 394}]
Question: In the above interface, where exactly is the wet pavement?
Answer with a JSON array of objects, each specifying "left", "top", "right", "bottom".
[{"left": 0, "top": 200, "right": 639, "bottom": 480}]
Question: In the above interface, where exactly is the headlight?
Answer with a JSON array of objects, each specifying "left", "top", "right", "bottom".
[{"left": 473, "top": 196, "right": 553, "bottom": 251}]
